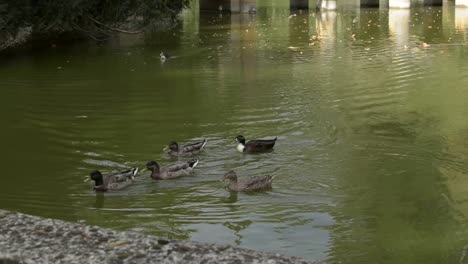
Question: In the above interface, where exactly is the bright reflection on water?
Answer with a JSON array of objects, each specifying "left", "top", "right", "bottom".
[{"left": 1, "top": 1, "right": 468, "bottom": 262}]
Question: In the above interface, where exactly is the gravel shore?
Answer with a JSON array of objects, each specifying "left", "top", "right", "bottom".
[{"left": 0, "top": 210, "right": 321, "bottom": 264}]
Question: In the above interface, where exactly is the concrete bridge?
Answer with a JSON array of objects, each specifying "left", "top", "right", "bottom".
[{"left": 200, "top": 0, "right": 468, "bottom": 12}]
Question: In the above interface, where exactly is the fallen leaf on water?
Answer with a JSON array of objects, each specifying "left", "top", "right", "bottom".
[{"left": 108, "top": 241, "right": 129, "bottom": 247}]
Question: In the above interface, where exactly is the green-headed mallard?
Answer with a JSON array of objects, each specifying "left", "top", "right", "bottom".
[
  {"left": 146, "top": 159, "right": 198, "bottom": 180},
  {"left": 223, "top": 170, "right": 274, "bottom": 192},
  {"left": 164, "top": 139, "right": 207, "bottom": 157},
  {"left": 86, "top": 167, "right": 138, "bottom": 192},
  {"left": 235, "top": 135, "right": 277, "bottom": 153}
]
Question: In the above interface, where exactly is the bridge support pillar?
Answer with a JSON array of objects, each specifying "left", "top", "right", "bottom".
[
  {"left": 200, "top": 0, "right": 256, "bottom": 13},
  {"left": 361, "top": 0, "right": 379, "bottom": 7},
  {"left": 290, "top": 0, "right": 309, "bottom": 10},
  {"left": 316, "top": 0, "right": 337, "bottom": 10},
  {"left": 456, "top": 0, "right": 468, "bottom": 6},
  {"left": 389, "top": 0, "right": 410, "bottom": 8},
  {"left": 422, "top": 0, "right": 442, "bottom": 5}
]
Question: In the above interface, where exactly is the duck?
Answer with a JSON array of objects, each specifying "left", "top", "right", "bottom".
[
  {"left": 146, "top": 159, "right": 198, "bottom": 180},
  {"left": 222, "top": 171, "right": 274, "bottom": 192},
  {"left": 160, "top": 51, "right": 172, "bottom": 61},
  {"left": 163, "top": 139, "right": 207, "bottom": 157},
  {"left": 235, "top": 135, "right": 277, "bottom": 153},
  {"left": 85, "top": 167, "right": 139, "bottom": 192}
]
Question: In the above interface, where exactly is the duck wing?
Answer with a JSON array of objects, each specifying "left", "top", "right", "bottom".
[
  {"left": 108, "top": 168, "right": 138, "bottom": 182},
  {"left": 181, "top": 139, "right": 207, "bottom": 153},
  {"left": 160, "top": 160, "right": 198, "bottom": 179},
  {"left": 101, "top": 167, "right": 138, "bottom": 191},
  {"left": 239, "top": 176, "right": 273, "bottom": 191},
  {"left": 245, "top": 138, "right": 277, "bottom": 152},
  {"left": 162, "top": 162, "right": 191, "bottom": 173}
]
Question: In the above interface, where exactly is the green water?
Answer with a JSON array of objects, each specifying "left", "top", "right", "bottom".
[{"left": 1, "top": 1, "right": 468, "bottom": 263}]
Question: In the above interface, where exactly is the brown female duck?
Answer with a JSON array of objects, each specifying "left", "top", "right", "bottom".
[
  {"left": 222, "top": 170, "right": 274, "bottom": 192},
  {"left": 235, "top": 135, "right": 277, "bottom": 153},
  {"left": 146, "top": 159, "right": 198, "bottom": 180},
  {"left": 86, "top": 167, "right": 138, "bottom": 192},
  {"left": 163, "top": 139, "right": 207, "bottom": 157}
]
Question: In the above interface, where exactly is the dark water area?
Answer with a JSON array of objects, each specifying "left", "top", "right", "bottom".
[{"left": 1, "top": 0, "right": 468, "bottom": 263}]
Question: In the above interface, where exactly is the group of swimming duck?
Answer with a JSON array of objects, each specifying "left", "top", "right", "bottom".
[{"left": 86, "top": 135, "right": 278, "bottom": 193}]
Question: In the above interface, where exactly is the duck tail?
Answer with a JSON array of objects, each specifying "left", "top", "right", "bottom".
[
  {"left": 189, "top": 159, "right": 199, "bottom": 168},
  {"left": 201, "top": 139, "right": 208, "bottom": 149}
]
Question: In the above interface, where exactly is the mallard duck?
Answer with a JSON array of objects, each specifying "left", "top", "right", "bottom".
[
  {"left": 86, "top": 167, "right": 138, "bottom": 192},
  {"left": 146, "top": 159, "right": 198, "bottom": 180},
  {"left": 163, "top": 139, "right": 207, "bottom": 157},
  {"left": 223, "top": 171, "right": 274, "bottom": 192},
  {"left": 235, "top": 135, "right": 277, "bottom": 153},
  {"left": 160, "top": 51, "right": 172, "bottom": 61}
]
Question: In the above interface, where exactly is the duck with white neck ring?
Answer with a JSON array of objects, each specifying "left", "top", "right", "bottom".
[
  {"left": 235, "top": 135, "right": 277, "bottom": 153},
  {"left": 160, "top": 51, "right": 172, "bottom": 61}
]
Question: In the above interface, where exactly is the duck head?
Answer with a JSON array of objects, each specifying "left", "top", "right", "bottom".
[
  {"left": 89, "top": 170, "right": 104, "bottom": 186},
  {"left": 235, "top": 135, "right": 246, "bottom": 152},
  {"left": 146, "top": 160, "right": 160, "bottom": 173},
  {"left": 235, "top": 135, "right": 246, "bottom": 145},
  {"left": 163, "top": 141, "right": 179, "bottom": 152},
  {"left": 223, "top": 170, "right": 238, "bottom": 182}
]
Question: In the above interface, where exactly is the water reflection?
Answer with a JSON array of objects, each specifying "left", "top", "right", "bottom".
[
  {"left": 389, "top": 9, "right": 410, "bottom": 46},
  {"left": 94, "top": 193, "right": 105, "bottom": 208},
  {"left": 455, "top": 7, "right": 468, "bottom": 41},
  {"left": 316, "top": 10, "right": 337, "bottom": 51},
  {"left": 318, "top": 0, "right": 338, "bottom": 10}
]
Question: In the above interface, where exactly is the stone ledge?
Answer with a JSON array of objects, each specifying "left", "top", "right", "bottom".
[{"left": 0, "top": 210, "right": 321, "bottom": 264}]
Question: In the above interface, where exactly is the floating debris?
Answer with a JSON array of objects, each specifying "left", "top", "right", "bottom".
[{"left": 108, "top": 241, "right": 130, "bottom": 248}]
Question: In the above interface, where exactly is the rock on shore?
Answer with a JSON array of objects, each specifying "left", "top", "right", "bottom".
[{"left": 0, "top": 210, "right": 321, "bottom": 264}]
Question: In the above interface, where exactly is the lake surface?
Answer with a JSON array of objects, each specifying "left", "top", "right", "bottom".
[{"left": 1, "top": 1, "right": 468, "bottom": 263}]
